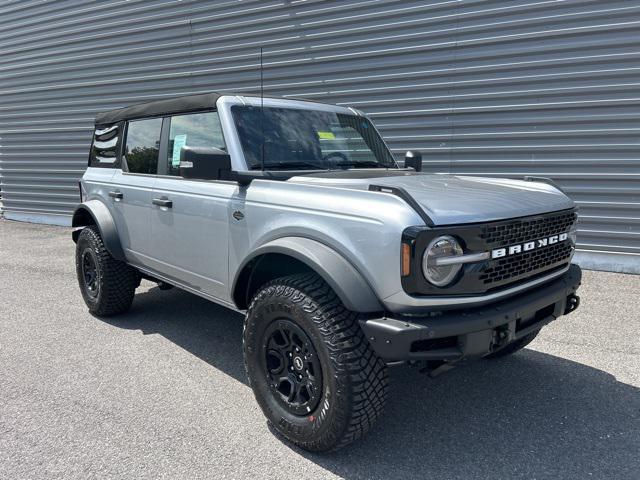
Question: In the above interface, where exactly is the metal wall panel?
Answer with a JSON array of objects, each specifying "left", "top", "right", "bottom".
[{"left": 0, "top": 0, "right": 638, "bottom": 270}]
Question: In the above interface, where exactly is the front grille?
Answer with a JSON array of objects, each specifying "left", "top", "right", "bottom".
[
  {"left": 480, "top": 210, "right": 577, "bottom": 248},
  {"left": 480, "top": 243, "right": 573, "bottom": 285},
  {"left": 401, "top": 208, "right": 578, "bottom": 296},
  {"left": 478, "top": 210, "right": 577, "bottom": 286}
]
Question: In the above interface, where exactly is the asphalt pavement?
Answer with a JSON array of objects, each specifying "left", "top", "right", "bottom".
[{"left": 0, "top": 219, "right": 638, "bottom": 479}]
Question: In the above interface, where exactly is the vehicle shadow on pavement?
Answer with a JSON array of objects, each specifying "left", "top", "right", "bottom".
[{"left": 101, "top": 285, "right": 639, "bottom": 480}]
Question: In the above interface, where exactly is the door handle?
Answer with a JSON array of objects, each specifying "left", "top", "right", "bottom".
[
  {"left": 108, "top": 191, "right": 123, "bottom": 200},
  {"left": 152, "top": 198, "right": 173, "bottom": 208}
]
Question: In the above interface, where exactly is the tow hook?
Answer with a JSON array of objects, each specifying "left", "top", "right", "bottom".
[
  {"left": 493, "top": 324, "right": 512, "bottom": 349},
  {"left": 564, "top": 294, "right": 580, "bottom": 315}
]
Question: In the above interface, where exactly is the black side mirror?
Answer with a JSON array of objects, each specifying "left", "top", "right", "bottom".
[
  {"left": 405, "top": 150, "right": 423, "bottom": 172},
  {"left": 180, "top": 146, "right": 231, "bottom": 180}
]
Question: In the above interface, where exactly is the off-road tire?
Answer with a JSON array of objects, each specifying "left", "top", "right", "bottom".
[
  {"left": 243, "top": 273, "right": 388, "bottom": 452},
  {"left": 75, "top": 225, "right": 139, "bottom": 316},
  {"left": 485, "top": 329, "right": 540, "bottom": 359}
]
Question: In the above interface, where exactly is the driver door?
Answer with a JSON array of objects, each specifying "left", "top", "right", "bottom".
[{"left": 147, "top": 111, "right": 237, "bottom": 301}]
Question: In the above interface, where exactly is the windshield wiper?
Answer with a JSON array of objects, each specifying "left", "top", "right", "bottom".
[
  {"left": 333, "top": 161, "right": 385, "bottom": 169},
  {"left": 251, "top": 161, "right": 328, "bottom": 171}
]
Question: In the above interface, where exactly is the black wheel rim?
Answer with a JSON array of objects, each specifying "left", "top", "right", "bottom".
[
  {"left": 262, "top": 319, "right": 323, "bottom": 416},
  {"left": 81, "top": 249, "right": 99, "bottom": 298}
]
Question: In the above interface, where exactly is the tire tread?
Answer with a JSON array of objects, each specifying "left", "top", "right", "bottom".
[
  {"left": 76, "top": 226, "right": 139, "bottom": 316},
  {"left": 244, "top": 272, "right": 388, "bottom": 451}
]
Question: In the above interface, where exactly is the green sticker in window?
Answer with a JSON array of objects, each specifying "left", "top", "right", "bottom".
[
  {"left": 172, "top": 134, "right": 187, "bottom": 167},
  {"left": 317, "top": 131, "right": 336, "bottom": 140}
]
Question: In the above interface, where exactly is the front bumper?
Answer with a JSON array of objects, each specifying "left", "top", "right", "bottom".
[{"left": 361, "top": 264, "right": 582, "bottom": 362}]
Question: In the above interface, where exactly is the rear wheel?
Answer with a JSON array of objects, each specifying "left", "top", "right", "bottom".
[
  {"left": 243, "top": 273, "right": 388, "bottom": 452},
  {"left": 485, "top": 329, "right": 540, "bottom": 359},
  {"left": 75, "top": 226, "right": 139, "bottom": 316}
]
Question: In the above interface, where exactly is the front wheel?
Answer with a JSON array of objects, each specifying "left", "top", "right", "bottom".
[{"left": 243, "top": 273, "right": 388, "bottom": 452}]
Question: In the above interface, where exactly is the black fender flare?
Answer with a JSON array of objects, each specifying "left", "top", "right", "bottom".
[
  {"left": 232, "top": 237, "right": 383, "bottom": 313},
  {"left": 71, "top": 200, "right": 125, "bottom": 261}
]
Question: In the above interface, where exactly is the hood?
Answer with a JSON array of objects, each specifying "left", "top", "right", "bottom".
[{"left": 288, "top": 170, "right": 574, "bottom": 225}]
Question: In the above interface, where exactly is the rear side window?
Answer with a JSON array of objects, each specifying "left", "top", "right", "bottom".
[
  {"left": 124, "top": 118, "right": 163, "bottom": 174},
  {"left": 89, "top": 124, "right": 120, "bottom": 167},
  {"left": 166, "top": 112, "right": 225, "bottom": 176}
]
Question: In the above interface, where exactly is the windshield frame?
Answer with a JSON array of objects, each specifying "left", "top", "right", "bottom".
[{"left": 217, "top": 95, "right": 398, "bottom": 173}]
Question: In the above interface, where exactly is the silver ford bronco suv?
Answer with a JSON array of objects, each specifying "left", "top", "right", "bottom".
[{"left": 73, "top": 92, "right": 581, "bottom": 451}]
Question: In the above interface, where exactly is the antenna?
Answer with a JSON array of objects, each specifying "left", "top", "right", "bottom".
[{"left": 260, "top": 46, "right": 265, "bottom": 172}]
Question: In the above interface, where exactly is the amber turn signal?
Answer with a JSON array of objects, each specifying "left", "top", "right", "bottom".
[{"left": 401, "top": 242, "right": 411, "bottom": 277}]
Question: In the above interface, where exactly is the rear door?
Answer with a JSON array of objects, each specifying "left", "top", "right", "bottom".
[
  {"left": 110, "top": 117, "right": 162, "bottom": 265},
  {"left": 148, "top": 111, "right": 237, "bottom": 301}
]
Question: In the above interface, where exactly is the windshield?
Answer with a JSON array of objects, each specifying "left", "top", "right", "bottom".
[{"left": 231, "top": 105, "right": 397, "bottom": 170}]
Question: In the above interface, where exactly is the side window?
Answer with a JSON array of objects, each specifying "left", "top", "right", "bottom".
[
  {"left": 166, "top": 111, "right": 226, "bottom": 176},
  {"left": 89, "top": 124, "right": 120, "bottom": 167},
  {"left": 124, "top": 118, "right": 162, "bottom": 174}
]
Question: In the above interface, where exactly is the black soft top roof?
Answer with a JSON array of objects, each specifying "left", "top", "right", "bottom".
[{"left": 95, "top": 92, "right": 222, "bottom": 125}]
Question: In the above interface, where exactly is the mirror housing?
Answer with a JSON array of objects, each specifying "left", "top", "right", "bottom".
[
  {"left": 179, "top": 146, "right": 231, "bottom": 180},
  {"left": 404, "top": 150, "right": 423, "bottom": 172}
]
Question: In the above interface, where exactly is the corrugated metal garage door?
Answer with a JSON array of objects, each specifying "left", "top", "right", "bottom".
[{"left": 0, "top": 0, "right": 638, "bottom": 271}]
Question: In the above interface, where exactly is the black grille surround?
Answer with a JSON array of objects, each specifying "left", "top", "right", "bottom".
[{"left": 401, "top": 208, "right": 577, "bottom": 296}]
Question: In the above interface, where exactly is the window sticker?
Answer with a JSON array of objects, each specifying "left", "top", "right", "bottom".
[
  {"left": 317, "top": 131, "right": 336, "bottom": 140},
  {"left": 172, "top": 134, "right": 187, "bottom": 167}
]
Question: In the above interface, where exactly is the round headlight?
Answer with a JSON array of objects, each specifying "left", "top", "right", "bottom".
[{"left": 422, "top": 235, "right": 464, "bottom": 286}]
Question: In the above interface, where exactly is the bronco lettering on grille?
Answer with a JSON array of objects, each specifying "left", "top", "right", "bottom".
[{"left": 491, "top": 233, "right": 569, "bottom": 259}]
